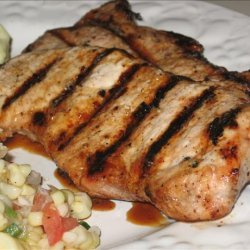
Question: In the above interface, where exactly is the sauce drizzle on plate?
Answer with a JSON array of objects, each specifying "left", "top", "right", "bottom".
[
  {"left": 127, "top": 202, "right": 168, "bottom": 227},
  {"left": 92, "top": 198, "right": 116, "bottom": 211},
  {"left": 5, "top": 134, "right": 49, "bottom": 158}
]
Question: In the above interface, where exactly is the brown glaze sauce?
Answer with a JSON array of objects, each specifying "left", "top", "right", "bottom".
[
  {"left": 92, "top": 198, "right": 116, "bottom": 211},
  {"left": 127, "top": 202, "right": 168, "bottom": 227},
  {"left": 5, "top": 134, "right": 50, "bottom": 159}
]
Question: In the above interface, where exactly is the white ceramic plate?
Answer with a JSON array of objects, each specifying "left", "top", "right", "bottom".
[{"left": 1, "top": 1, "right": 250, "bottom": 249}]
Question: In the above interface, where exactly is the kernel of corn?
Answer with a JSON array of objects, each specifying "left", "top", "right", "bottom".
[
  {"left": 0, "top": 143, "right": 8, "bottom": 158},
  {"left": 71, "top": 201, "right": 91, "bottom": 220},
  {"left": 0, "top": 200, "right": 5, "bottom": 213},
  {"left": 8, "top": 164, "right": 26, "bottom": 187},
  {"left": 19, "top": 164, "right": 31, "bottom": 178},
  {"left": 28, "top": 230, "right": 42, "bottom": 242},
  {"left": 56, "top": 203, "right": 69, "bottom": 217},
  {"left": 28, "top": 212, "right": 43, "bottom": 226},
  {"left": 0, "top": 213, "right": 8, "bottom": 230},
  {"left": 0, "top": 159, "right": 6, "bottom": 172},
  {"left": 62, "top": 189, "right": 74, "bottom": 205},
  {"left": 62, "top": 231, "right": 77, "bottom": 244},
  {"left": 0, "top": 194, "right": 12, "bottom": 207},
  {"left": 0, "top": 182, "right": 22, "bottom": 200},
  {"left": 0, "top": 232, "right": 24, "bottom": 250},
  {"left": 71, "top": 226, "right": 88, "bottom": 246},
  {"left": 21, "top": 184, "right": 36, "bottom": 196},
  {"left": 51, "top": 190, "right": 65, "bottom": 205},
  {"left": 50, "top": 241, "right": 64, "bottom": 250},
  {"left": 74, "top": 193, "right": 92, "bottom": 209},
  {"left": 38, "top": 238, "right": 49, "bottom": 249}
]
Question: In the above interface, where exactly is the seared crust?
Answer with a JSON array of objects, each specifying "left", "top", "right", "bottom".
[
  {"left": 23, "top": 0, "right": 250, "bottom": 96},
  {"left": 76, "top": 0, "right": 224, "bottom": 81},
  {"left": 23, "top": 24, "right": 137, "bottom": 57},
  {"left": 0, "top": 47, "right": 249, "bottom": 221}
]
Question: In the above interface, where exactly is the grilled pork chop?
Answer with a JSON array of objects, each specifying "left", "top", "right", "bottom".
[
  {"left": 0, "top": 47, "right": 249, "bottom": 221},
  {"left": 23, "top": 0, "right": 220, "bottom": 82},
  {"left": 78, "top": 0, "right": 250, "bottom": 92},
  {"left": 23, "top": 0, "right": 250, "bottom": 95}
]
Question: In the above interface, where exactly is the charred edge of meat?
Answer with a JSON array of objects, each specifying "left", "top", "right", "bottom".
[
  {"left": 51, "top": 48, "right": 116, "bottom": 108},
  {"left": 165, "top": 31, "right": 220, "bottom": 70},
  {"left": 143, "top": 87, "right": 215, "bottom": 172},
  {"left": 57, "top": 63, "right": 144, "bottom": 151},
  {"left": 55, "top": 168, "right": 75, "bottom": 186},
  {"left": 80, "top": 16, "right": 133, "bottom": 46},
  {"left": 2, "top": 59, "right": 58, "bottom": 110},
  {"left": 79, "top": 0, "right": 142, "bottom": 25},
  {"left": 208, "top": 108, "right": 241, "bottom": 145},
  {"left": 221, "top": 71, "right": 250, "bottom": 95},
  {"left": 87, "top": 75, "right": 181, "bottom": 175},
  {"left": 49, "top": 29, "right": 76, "bottom": 47},
  {"left": 167, "top": 31, "right": 204, "bottom": 54},
  {"left": 23, "top": 43, "right": 34, "bottom": 53},
  {"left": 115, "top": 0, "right": 143, "bottom": 21},
  {"left": 32, "top": 111, "right": 46, "bottom": 126}
]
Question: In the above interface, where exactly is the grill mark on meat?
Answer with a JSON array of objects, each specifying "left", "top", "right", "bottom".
[
  {"left": 33, "top": 111, "right": 46, "bottom": 126},
  {"left": 51, "top": 48, "right": 116, "bottom": 108},
  {"left": 50, "top": 30, "right": 76, "bottom": 47},
  {"left": 143, "top": 87, "right": 215, "bottom": 172},
  {"left": 87, "top": 75, "right": 181, "bottom": 175},
  {"left": 166, "top": 31, "right": 203, "bottom": 55},
  {"left": 83, "top": 18, "right": 152, "bottom": 63},
  {"left": 2, "top": 60, "right": 57, "bottom": 110},
  {"left": 58, "top": 63, "right": 144, "bottom": 151},
  {"left": 83, "top": 18, "right": 219, "bottom": 80},
  {"left": 150, "top": 75, "right": 182, "bottom": 108},
  {"left": 208, "top": 108, "right": 241, "bottom": 145},
  {"left": 87, "top": 102, "right": 151, "bottom": 175}
]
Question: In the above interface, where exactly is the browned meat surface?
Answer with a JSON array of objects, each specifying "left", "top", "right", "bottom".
[
  {"left": 24, "top": 24, "right": 137, "bottom": 57},
  {"left": 23, "top": 0, "right": 249, "bottom": 95},
  {"left": 75, "top": 0, "right": 226, "bottom": 82},
  {"left": 0, "top": 47, "right": 249, "bottom": 221},
  {"left": 79, "top": 0, "right": 250, "bottom": 93},
  {"left": 24, "top": 0, "right": 219, "bottom": 82},
  {"left": 239, "top": 70, "right": 250, "bottom": 82}
]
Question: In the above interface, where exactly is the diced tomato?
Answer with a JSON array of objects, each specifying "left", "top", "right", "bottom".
[
  {"left": 42, "top": 202, "right": 64, "bottom": 246},
  {"left": 32, "top": 189, "right": 50, "bottom": 212},
  {"left": 62, "top": 217, "right": 78, "bottom": 232}
]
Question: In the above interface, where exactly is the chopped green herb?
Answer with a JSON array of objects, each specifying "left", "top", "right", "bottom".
[
  {"left": 5, "top": 206, "right": 17, "bottom": 218},
  {"left": 4, "top": 223, "right": 23, "bottom": 237},
  {"left": 79, "top": 221, "right": 90, "bottom": 230}
]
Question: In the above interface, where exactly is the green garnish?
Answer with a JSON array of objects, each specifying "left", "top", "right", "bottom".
[
  {"left": 4, "top": 223, "right": 23, "bottom": 237},
  {"left": 4, "top": 206, "right": 17, "bottom": 218},
  {"left": 79, "top": 221, "right": 90, "bottom": 230}
]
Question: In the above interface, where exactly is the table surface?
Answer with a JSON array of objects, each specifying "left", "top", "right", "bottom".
[{"left": 206, "top": 0, "right": 250, "bottom": 16}]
